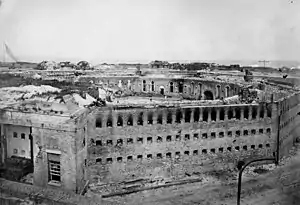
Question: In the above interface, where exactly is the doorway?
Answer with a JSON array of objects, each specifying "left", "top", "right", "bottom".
[
  {"left": 29, "top": 132, "right": 34, "bottom": 165},
  {"left": 178, "top": 81, "right": 184, "bottom": 93},
  {"left": 160, "top": 86, "right": 165, "bottom": 95}
]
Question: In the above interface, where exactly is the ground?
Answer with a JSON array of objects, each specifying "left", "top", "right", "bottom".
[{"left": 105, "top": 143, "right": 300, "bottom": 205}]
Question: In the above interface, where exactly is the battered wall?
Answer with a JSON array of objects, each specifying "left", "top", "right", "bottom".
[{"left": 86, "top": 103, "right": 276, "bottom": 184}]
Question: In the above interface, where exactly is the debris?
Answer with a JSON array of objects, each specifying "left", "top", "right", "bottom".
[
  {"left": 244, "top": 69, "right": 254, "bottom": 82},
  {"left": 239, "top": 86, "right": 258, "bottom": 103}
]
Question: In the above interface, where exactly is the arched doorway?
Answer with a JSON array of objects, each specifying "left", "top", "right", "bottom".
[
  {"left": 160, "top": 86, "right": 165, "bottom": 95},
  {"left": 198, "top": 83, "right": 202, "bottom": 100},
  {"left": 169, "top": 82, "right": 174, "bottom": 93},
  {"left": 151, "top": 81, "right": 155, "bottom": 92},
  {"left": 178, "top": 81, "right": 183, "bottom": 93},
  {"left": 204, "top": 90, "right": 213, "bottom": 100},
  {"left": 225, "top": 86, "right": 230, "bottom": 98},
  {"left": 191, "top": 82, "right": 194, "bottom": 95}
]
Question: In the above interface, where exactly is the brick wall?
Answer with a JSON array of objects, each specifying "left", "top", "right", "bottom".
[
  {"left": 86, "top": 103, "right": 276, "bottom": 184},
  {"left": 278, "top": 92, "right": 300, "bottom": 160},
  {"left": 0, "top": 109, "right": 86, "bottom": 193},
  {"left": 79, "top": 76, "right": 241, "bottom": 100}
]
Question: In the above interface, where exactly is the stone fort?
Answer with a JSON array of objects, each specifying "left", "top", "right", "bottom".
[{"left": 0, "top": 68, "right": 300, "bottom": 196}]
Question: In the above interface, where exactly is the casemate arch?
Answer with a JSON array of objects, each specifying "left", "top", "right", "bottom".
[{"left": 159, "top": 86, "right": 165, "bottom": 95}]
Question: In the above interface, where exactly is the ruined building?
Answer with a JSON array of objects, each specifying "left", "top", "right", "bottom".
[{"left": 0, "top": 70, "right": 299, "bottom": 195}]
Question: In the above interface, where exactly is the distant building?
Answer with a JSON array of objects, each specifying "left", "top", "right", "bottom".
[{"left": 150, "top": 60, "right": 170, "bottom": 68}]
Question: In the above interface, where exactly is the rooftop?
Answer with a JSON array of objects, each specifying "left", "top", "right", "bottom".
[
  {"left": 0, "top": 71, "right": 295, "bottom": 113},
  {"left": 0, "top": 84, "right": 90, "bottom": 119}
]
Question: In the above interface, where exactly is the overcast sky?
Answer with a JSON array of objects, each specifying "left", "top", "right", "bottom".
[{"left": 0, "top": 0, "right": 299, "bottom": 63}]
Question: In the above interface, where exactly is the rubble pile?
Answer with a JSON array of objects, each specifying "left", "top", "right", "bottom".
[
  {"left": 244, "top": 69, "right": 254, "bottom": 82},
  {"left": 222, "top": 95, "right": 240, "bottom": 104},
  {"left": 278, "top": 143, "right": 300, "bottom": 167},
  {"left": 239, "top": 87, "right": 259, "bottom": 103},
  {"left": 243, "top": 163, "right": 277, "bottom": 177},
  {"left": 262, "top": 84, "right": 294, "bottom": 101},
  {"left": 0, "top": 85, "right": 61, "bottom": 106}
]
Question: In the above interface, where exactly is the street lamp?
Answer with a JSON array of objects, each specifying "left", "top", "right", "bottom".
[{"left": 237, "top": 157, "right": 276, "bottom": 205}]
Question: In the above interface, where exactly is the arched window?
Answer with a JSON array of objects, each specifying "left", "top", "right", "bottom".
[
  {"left": 107, "top": 115, "right": 113, "bottom": 127},
  {"left": 175, "top": 109, "right": 182, "bottom": 123},
  {"left": 167, "top": 111, "right": 172, "bottom": 124},
  {"left": 198, "top": 83, "right": 202, "bottom": 99},
  {"left": 151, "top": 81, "right": 155, "bottom": 92},
  {"left": 137, "top": 112, "right": 143, "bottom": 125},
  {"left": 147, "top": 112, "right": 153, "bottom": 124},
  {"left": 117, "top": 115, "right": 123, "bottom": 126},
  {"left": 225, "top": 86, "right": 230, "bottom": 98},
  {"left": 216, "top": 85, "right": 221, "bottom": 99},
  {"left": 118, "top": 80, "right": 122, "bottom": 88},
  {"left": 169, "top": 82, "right": 174, "bottom": 93},
  {"left": 143, "top": 80, "right": 146, "bottom": 92},
  {"left": 178, "top": 81, "right": 183, "bottom": 93},
  {"left": 127, "top": 114, "right": 133, "bottom": 126},
  {"left": 95, "top": 118, "right": 102, "bottom": 128},
  {"left": 191, "top": 82, "right": 195, "bottom": 95},
  {"left": 127, "top": 80, "right": 131, "bottom": 89}
]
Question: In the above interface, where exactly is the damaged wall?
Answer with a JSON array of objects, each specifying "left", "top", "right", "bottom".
[
  {"left": 4, "top": 125, "right": 32, "bottom": 159},
  {"left": 79, "top": 76, "right": 241, "bottom": 100},
  {"left": 32, "top": 127, "right": 77, "bottom": 192},
  {"left": 86, "top": 103, "right": 277, "bottom": 184},
  {"left": 278, "top": 92, "right": 300, "bottom": 160},
  {"left": 0, "top": 107, "right": 89, "bottom": 193}
]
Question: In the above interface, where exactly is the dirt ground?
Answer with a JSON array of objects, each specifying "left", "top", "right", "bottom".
[{"left": 106, "top": 143, "right": 300, "bottom": 205}]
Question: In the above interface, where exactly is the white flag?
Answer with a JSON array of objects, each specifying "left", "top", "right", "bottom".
[{"left": 4, "top": 43, "right": 17, "bottom": 62}]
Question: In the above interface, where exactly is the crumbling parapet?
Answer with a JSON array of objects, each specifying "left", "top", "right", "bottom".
[
  {"left": 243, "top": 69, "right": 253, "bottom": 82},
  {"left": 239, "top": 86, "right": 258, "bottom": 104}
]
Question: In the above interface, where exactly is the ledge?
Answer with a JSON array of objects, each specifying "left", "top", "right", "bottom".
[
  {"left": 45, "top": 149, "right": 61, "bottom": 155},
  {"left": 48, "top": 181, "right": 61, "bottom": 187}
]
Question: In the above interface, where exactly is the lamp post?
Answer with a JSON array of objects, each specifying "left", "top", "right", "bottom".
[{"left": 237, "top": 157, "right": 276, "bottom": 205}]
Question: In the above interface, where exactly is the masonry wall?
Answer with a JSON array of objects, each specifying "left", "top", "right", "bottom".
[
  {"left": 73, "top": 109, "right": 89, "bottom": 193},
  {"left": 32, "top": 127, "right": 78, "bottom": 192},
  {"left": 0, "top": 124, "right": 3, "bottom": 164},
  {"left": 0, "top": 109, "right": 86, "bottom": 193},
  {"left": 135, "top": 78, "right": 240, "bottom": 100},
  {"left": 80, "top": 76, "right": 241, "bottom": 100},
  {"left": 278, "top": 92, "right": 300, "bottom": 160},
  {"left": 4, "top": 125, "right": 32, "bottom": 159},
  {"left": 86, "top": 103, "right": 276, "bottom": 184}
]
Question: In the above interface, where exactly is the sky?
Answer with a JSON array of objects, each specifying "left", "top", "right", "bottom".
[{"left": 0, "top": 0, "right": 299, "bottom": 64}]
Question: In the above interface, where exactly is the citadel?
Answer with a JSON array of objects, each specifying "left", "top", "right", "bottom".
[{"left": 0, "top": 61, "right": 299, "bottom": 197}]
